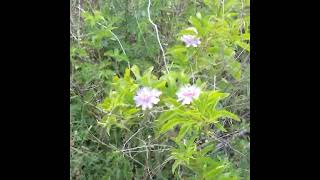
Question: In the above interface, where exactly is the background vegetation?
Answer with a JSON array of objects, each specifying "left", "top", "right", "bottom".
[{"left": 70, "top": 0, "right": 250, "bottom": 179}]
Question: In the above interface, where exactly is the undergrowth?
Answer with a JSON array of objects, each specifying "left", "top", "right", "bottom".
[{"left": 70, "top": 0, "right": 250, "bottom": 179}]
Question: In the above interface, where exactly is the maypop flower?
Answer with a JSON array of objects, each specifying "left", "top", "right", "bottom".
[
  {"left": 134, "top": 87, "right": 162, "bottom": 110},
  {"left": 181, "top": 35, "right": 201, "bottom": 47},
  {"left": 176, "top": 85, "right": 201, "bottom": 105}
]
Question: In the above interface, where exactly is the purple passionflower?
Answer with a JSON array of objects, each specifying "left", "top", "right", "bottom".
[
  {"left": 176, "top": 85, "right": 201, "bottom": 105},
  {"left": 134, "top": 87, "right": 162, "bottom": 110},
  {"left": 181, "top": 35, "right": 201, "bottom": 47}
]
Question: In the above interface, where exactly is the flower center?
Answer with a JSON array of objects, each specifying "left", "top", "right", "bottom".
[
  {"left": 141, "top": 94, "right": 151, "bottom": 102},
  {"left": 182, "top": 91, "right": 195, "bottom": 97}
]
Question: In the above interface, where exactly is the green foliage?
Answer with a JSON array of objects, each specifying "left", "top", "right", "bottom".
[
  {"left": 104, "top": 49, "right": 129, "bottom": 63},
  {"left": 168, "top": 3, "right": 250, "bottom": 81},
  {"left": 170, "top": 139, "right": 238, "bottom": 180},
  {"left": 93, "top": 65, "right": 242, "bottom": 179},
  {"left": 71, "top": 0, "right": 250, "bottom": 179},
  {"left": 156, "top": 90, "right": 240, "bottom": 139}
]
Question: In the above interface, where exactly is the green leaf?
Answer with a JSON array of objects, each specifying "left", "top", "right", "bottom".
[
  {"left": 77, "top": 48, "right": 87, "bottom": 57},
  {"left": 227, "top": 60, "right": 242, "bottom": 81},
  {"left": 106, "top": 125, "right": 111, "bottom": 136},
  {"left": 196, "top": 12, "right": 202, "bottom": 19},
  {"left": 104, "top": 49, "right": 129, "bottom": 62},
  {"left": 189, "top": 16, "right": 203, "bottom": 35},
  {"left": 204, "top": 165, "right": 225, "bottom": 178},
  {"left": 100, "top": 98, "right": 112, "bottom": 111},
  {"left": 124, "top": 68, "right": 131, "bottom": 81},
  {"left": 172, "top": 160, "right": 181, "bottom": 174},
  {"left": 175, "top": 124, "right": 191, "bottom": 142},
  {"left": 153, "top": 80, "right": 167, "bottom": 90},
  {"left": 236, "top": 41, "right": 250, "bottom": 52},
  {"left": 207, "top": 91, "right": 230, "bottom": 108},
  {"left": 159, "top": 118, "right": 186, "bottom": 135},
  {"left": 196, "top": 78, "right": 203, "bottom": 87},
  {"left": 216, "top": 110, "right": 240, "bottom": 121},
  {"left": 81, "top": 11, "right": 96, "bottom": 27},
  {"left": 123, "top": 108, "right": 139, "bottom": 119},
  {"left": 214, "top": 122, "right": 227, "bottom": 132},
  {"left": 179, "top": 29, "right": 198, "bottom": 36},
  {"left": 200, "top": 144, "right": 215, "bottom": 156},
  {"left": 167, "top": 45, "right": 187, "bottom": 54},
  {"left": 144, "top": 66, "right": 154, "bottom": 75},
  {"left": 208, "top": 109, "right": 240, "bottom": 124},
  {"left": 224, "top": 48, "right": 235, "bottom": 58},
  {"left": 163, "top": 98, "right": 180, "bottom": 107},
  {"left": 115, "top": 122, "right": 130, "bottom": 131},
  {"left": 95, "top": 29, "right": 112, "bottom": 39},
  {"left": 93, "top": 10, "right": 105, "bottom": 21},
  {"left": 162, "top": 72, "right": 179, "bottom": 96},
  {"left": 141, "top": 66, "right": 154, "bottom": 86},
  {"left": 242, "top": 33, "right": 250, "bottom": 40},
  {"left": 176, "top": 71, "right": 189, "bottom": 84},
  {"left": 99, "top": 115, "right": 117, "bottom": 135},
  {"left": 130, "top": 65, "right": 141, "bottom": 80},
  {"left": 204, "top": 0, "right": 218, "bottom": 10},
  {"left": 156, "top": 110, "right": 177, "bottom": 123}
]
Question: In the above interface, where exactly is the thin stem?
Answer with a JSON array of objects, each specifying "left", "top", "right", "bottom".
[
  {"left": 122, "top": 127, "right": 144, "bottom": 150},
  {"left": 147, "top": 0, "right": 169, "bottom": 73}
]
